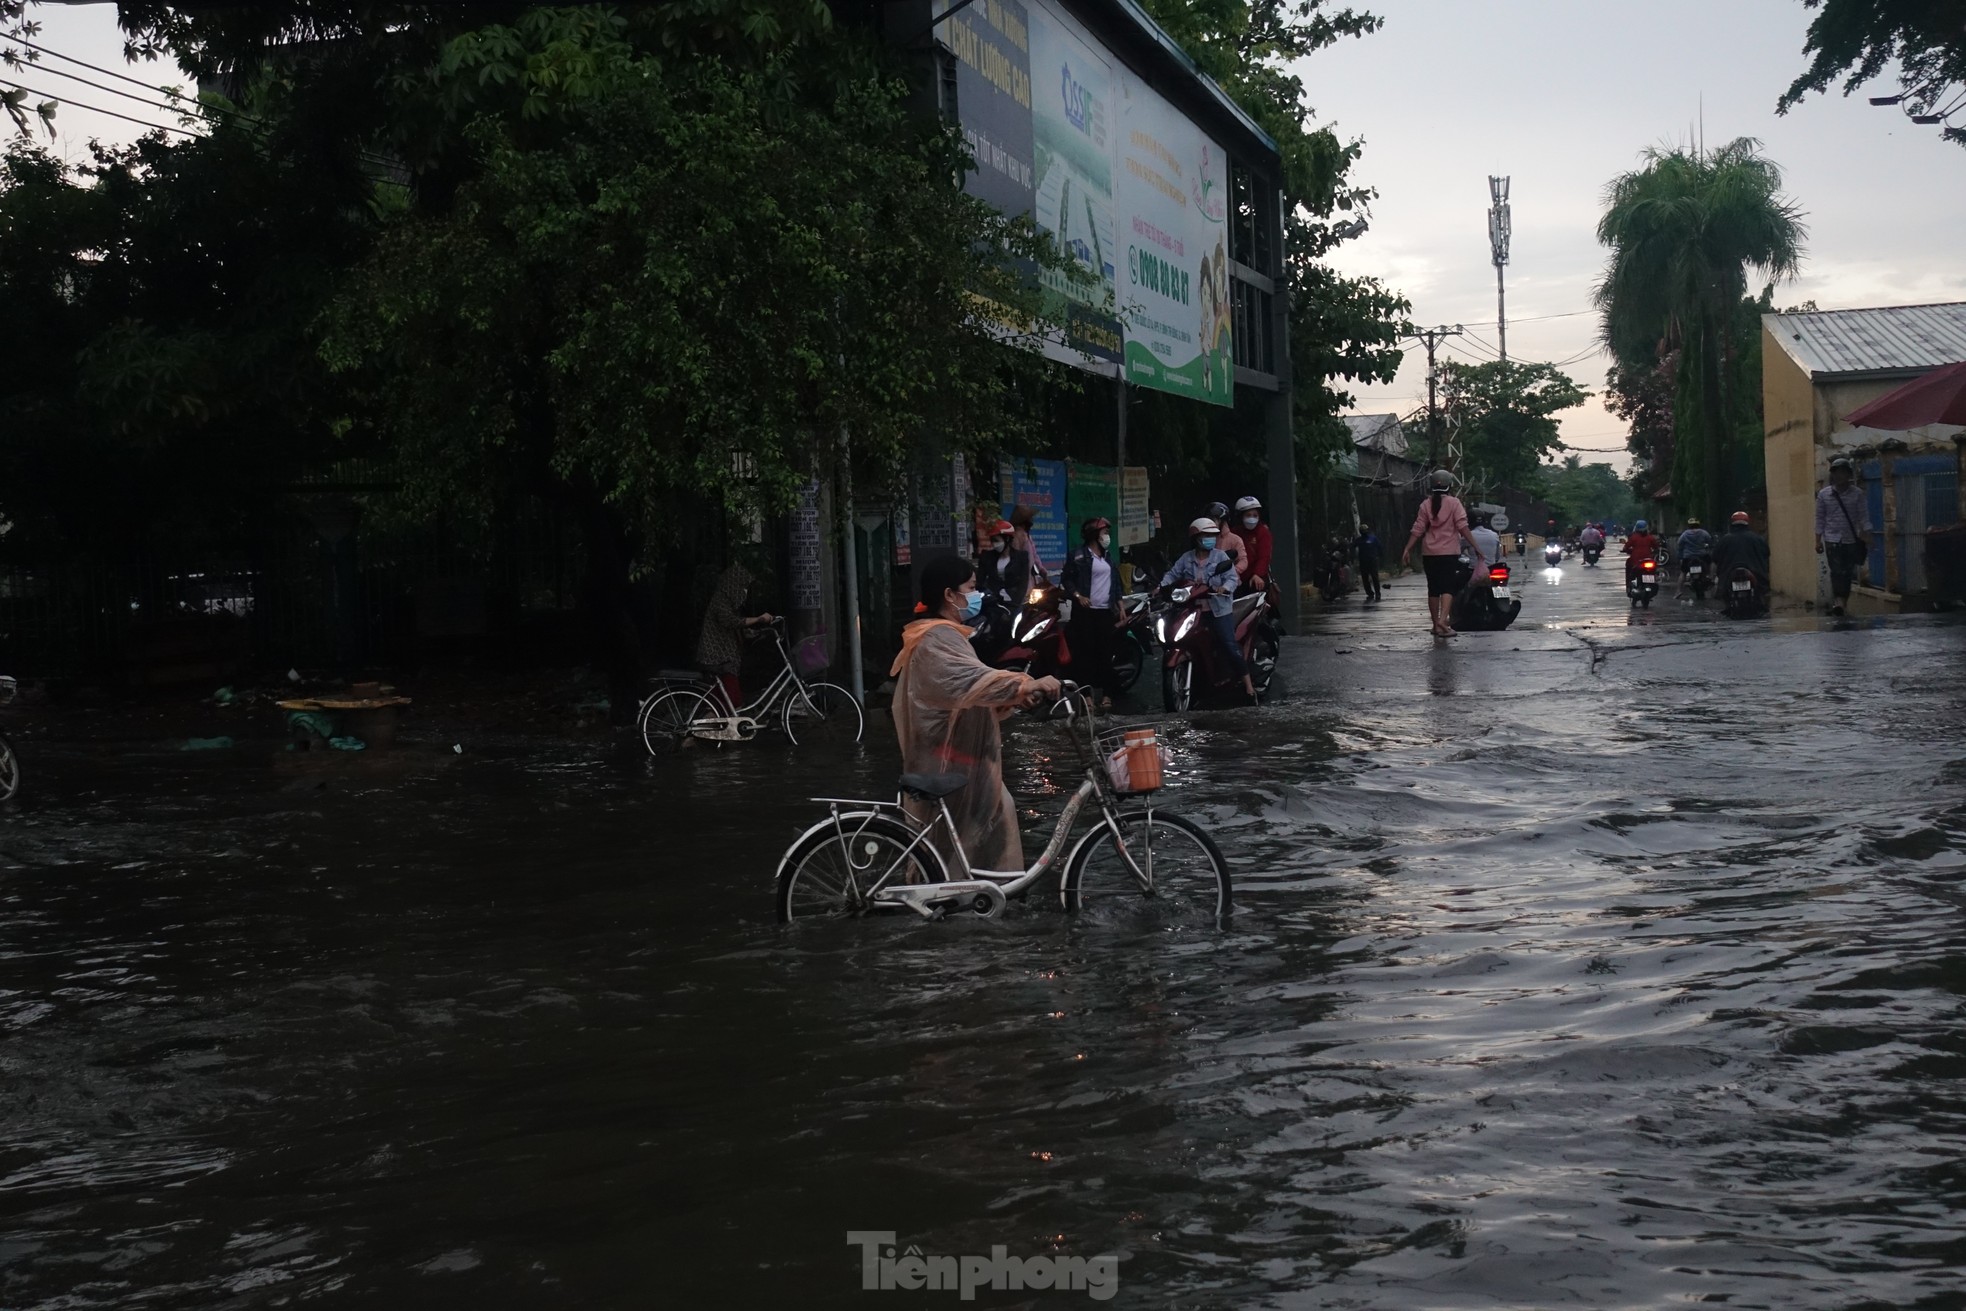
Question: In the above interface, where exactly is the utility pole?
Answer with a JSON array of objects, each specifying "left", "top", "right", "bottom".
[
  {"left": 1488, "top": 176, "right": 1511, "bottom": 366},
  {"left": 1403, "top": 325, "right": 1463, "bottom": 469}
]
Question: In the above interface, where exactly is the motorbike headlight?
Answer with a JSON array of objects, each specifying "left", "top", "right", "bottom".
[
  {"left": 1021, "top": 616, "right": 1051, "bottom": 642},
  {"left": 1173, "top": 611, "right": 1199, "bottom": 644},
  {"left": 1027, "top": 588, "right": 1046, "bottom": 605},
  {"left": 1154, "top": 616, "right": 1168, "bottom": 644},
  {"left": 1170, "top": 586, "right": 1192, "bottom": 603}
]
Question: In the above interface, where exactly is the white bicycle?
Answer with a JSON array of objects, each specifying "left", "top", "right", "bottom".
[
  {"left": 639, "top": 619, "right": 863, "bottom": 754},
  {"left": 772, "top": 683, "right": 1229, "bottom": 923}
]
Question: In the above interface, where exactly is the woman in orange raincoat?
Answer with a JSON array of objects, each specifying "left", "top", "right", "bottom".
[{"left": 891, "top": 556, "right": 1059, "bottom": 872}]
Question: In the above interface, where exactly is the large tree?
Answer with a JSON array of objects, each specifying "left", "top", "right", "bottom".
[
  {"left": 1778, "top": 0, "right": 1966, "bottom": 150},
  {"left": 1594, "top": 139, "right": 1803, "bottom": 527},
  {"left": 1435, "top": 359, "right": 1591, "bottom": 496}
]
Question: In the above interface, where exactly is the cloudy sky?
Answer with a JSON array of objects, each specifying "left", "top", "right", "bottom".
[
  {"left": 13, "top": 2, "right": 1966, "bottom": 472},
  {"left": 1300, "top": 0, "right": 1966, "bottom": 468}
]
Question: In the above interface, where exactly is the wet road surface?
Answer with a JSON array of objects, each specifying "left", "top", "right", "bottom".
[{"left": 2, "top": 554, "right": 1964, "bottom": 1307}]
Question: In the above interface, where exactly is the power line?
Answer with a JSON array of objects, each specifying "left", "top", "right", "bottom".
[{"left": 11, "top": 39, "right": 401, "bottom": 173}]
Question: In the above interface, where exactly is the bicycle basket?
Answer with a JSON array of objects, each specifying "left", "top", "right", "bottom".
[
  {"left": 1096, "top": 724, "right": 1172, "bottom": 795},
  {"left": 791, "top": 634, "right": 830, "bottom": 675}
]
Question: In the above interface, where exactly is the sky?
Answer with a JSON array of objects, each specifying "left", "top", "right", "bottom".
[
  {"left": 1297, "top": 0, "right": 1966, "bottom": 471},
  {"left": 11, "top": 2, "right": 1966, "bottom": 474}
]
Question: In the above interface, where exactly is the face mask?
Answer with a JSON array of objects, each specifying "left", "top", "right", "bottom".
[
  {"left": 960, "top": 590, "right": 983, "bottom": 620},
  {"left": 1097, "top": 533, "right": 1111, "bottom": 550},
  {"left": 1243, "top": 515, "right": 1259, "bottom": 529},
  {"left": 1199, "top": 536, "right": 1218, "bottom": 551},
  {"left": 983, "top": 540, "right": 1001, "bottom": 553}
]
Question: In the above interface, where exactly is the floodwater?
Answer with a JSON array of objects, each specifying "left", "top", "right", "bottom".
[{"left": 2, "top": 555, "right": 1964, "bottom": 1308}]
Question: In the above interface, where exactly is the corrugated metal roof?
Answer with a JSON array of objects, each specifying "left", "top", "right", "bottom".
[
  {"left": 1342, "top": 412, "right": 1407, "bottom": 455},
  {"left": 1764, "top": 302, "right": 1966, "bottom": 379}
]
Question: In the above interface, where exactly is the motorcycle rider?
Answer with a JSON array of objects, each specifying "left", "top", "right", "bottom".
[
  {"left": 1711, "top": 510, "right": 1771, "bottom": 603},
  {"left": 1514, "top": 527, "right": 1528, "bottom": 558},
  {"left": 1206, "top": 500, "right": 1246, "bottom": 578},
  {"left": 1673, "top": 517, "right": 1715, "bottom": 597},
  {"left": 1159, "top": 517, "right": 1256, "bottom": 704},
  {"left": 1234, "top": 496, "right": 1273, "bottom": 592},
  {"left": 1579, "top": 522, "right": 1606, "bottom": 559},
  {"left": 1623, "top": 518, "right": 1661, "bottom": 586},
  {"left": 977, "top": 518, "right": 1029, "bottom": 609},
  {"left": 1061, "top": 517, "right": 1120, "bottom": 711}
]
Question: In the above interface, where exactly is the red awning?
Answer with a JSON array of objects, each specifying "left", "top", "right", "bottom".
[{"left": 1844, "top": 359, "right": 1966, "bottom": 430}]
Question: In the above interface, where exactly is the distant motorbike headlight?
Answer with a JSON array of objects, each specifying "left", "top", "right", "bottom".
[{"left": 1172, "top": 611, "right": 1199, "bottom": 644}]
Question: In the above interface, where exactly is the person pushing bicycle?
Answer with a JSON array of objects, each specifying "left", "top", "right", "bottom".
[{"left": 891, "top": 555, "right": 1059, "bottom": 871}]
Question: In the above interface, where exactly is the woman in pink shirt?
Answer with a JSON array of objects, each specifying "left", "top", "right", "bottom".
[{"left": 1402, "top": 470, "right": 1475, "bottom": 638}]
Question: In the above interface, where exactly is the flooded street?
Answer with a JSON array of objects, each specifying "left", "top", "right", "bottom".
[{"left": 3, "top": 558, "right": 1964, "bottom": 1308}]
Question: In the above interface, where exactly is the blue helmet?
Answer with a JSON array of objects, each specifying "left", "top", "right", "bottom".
[{"left": 1634, "top": 519, "right": 1649, "bottom": 532}]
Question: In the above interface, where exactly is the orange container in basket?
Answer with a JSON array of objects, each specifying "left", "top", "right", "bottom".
[{"left": 1122, "top": 729, "right": 1163, "bottom": 792}]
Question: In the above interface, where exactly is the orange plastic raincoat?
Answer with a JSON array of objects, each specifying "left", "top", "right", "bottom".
[{"left": 889, "top": 619, "right": 1031, "bottom": 872}]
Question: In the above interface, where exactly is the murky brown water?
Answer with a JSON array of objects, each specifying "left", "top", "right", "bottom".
[{"left": 2, "top": 561, "right": 1963, "bottom": 1307}]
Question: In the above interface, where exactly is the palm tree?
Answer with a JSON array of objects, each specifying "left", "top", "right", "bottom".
[{"left": 1594, "top": 139, "right": 1805, "bottom": 526}]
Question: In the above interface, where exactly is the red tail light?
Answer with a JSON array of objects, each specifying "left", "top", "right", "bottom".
[
  {"left": 1641, "top": 560, "right": 1657, "bottom": 571},
  {"left": 1488, "top": 567, "right": 1509, "bottom": 582}
]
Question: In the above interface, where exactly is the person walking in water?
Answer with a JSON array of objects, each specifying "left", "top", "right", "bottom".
[
  {"left": 1402, "top": 470, "right": 1474, "bottom": 638},
  {"left": 1354, "top": 523, "right": 1383, "bottom": 602},
  {"left": 1816, "top": 456, "right": 1871, "bottom": 616}
]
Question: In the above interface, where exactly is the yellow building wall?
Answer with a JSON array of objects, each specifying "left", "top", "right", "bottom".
[{"left": 1761, "top": 325, "right": 1818, "bottom": 599}]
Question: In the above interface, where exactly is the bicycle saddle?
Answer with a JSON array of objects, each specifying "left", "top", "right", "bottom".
[{"left": 899, "top": 772, "right": 968, "bottom": 799}]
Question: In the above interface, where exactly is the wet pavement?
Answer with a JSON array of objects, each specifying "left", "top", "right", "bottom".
[{"left": 2, "top": 553, "right": 1964, "bottom": 1308}]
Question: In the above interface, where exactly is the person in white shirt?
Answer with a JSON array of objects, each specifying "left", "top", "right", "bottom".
[
  {"left": 1062, "top": 517, "right": 1120, "bottom": 709},
  {"left": 1469, "top": 515, "right": 1502, "bottom": 571}
]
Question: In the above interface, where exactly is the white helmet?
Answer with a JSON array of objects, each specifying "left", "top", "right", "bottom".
[
  {"left": 1188, "top": 516, "right": 1220, "bottom": 537},
  {"left": 1234, "top": 496, "right": 1262, "bottom": 513}
]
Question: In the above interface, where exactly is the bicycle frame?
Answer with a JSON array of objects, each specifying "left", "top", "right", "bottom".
[{"left": 645, "top": 628, "right": 822, "bottom": 737}]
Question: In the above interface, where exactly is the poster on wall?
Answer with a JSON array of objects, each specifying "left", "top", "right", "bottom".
[
  {"left": 1115, "top": 70, "right": 1233, "bottom": 405},
  {"left": 1119, "top": 466, "right": 1151, "bottom": 546},
  {"left": 937, "top": 0, "right": 1034, "bottom": 223},
  {"left": 999, "top": 456, "right": 1070, "bottom": 570},
  {"left": 1067, "top": 462, "right": 1119, "bottom": 536}
]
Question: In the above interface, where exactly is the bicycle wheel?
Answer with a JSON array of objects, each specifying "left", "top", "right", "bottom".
[
  {"left": 0, "top": 734, "right": 18, "bottom": 802},
  {"left": 641, "top": 688, "right": 717, "bottom": 755},
  {"left": 1060, "top": 810, "right": 1230, "bottom": 920},
  {"left": 781, "top": 681, "right": 864, "bottom": 748},
  {"left": 776, "top": 813, "right": 946, "bottom": 923}
]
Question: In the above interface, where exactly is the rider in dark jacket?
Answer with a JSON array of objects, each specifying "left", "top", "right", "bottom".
[{"left": 1711, "top": 512, "right": 1771, "bottom": 586}]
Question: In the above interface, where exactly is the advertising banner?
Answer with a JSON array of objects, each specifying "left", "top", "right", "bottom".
[
  {"left": 1119, "top": 466, "right": 1151, "bottom": 546},
  {"left": 942, "top": 0, "right": 1232, "bottom": 405},
  {"left": 1027, "top": 1, "right": 1122, "bottom": 365},
  {"left": 999, "top": 456, "right": 1070, "bottom": 570},
  {"left": 1067, "top": 462, "right": 1119, "bottom": 535},
  {"left": 1115, "top": 71, "right": 1232, "bottom": 405}
]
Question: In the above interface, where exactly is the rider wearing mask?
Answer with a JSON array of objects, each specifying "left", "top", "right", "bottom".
[
  {"left": 1711, "top": 510, "right": 1771, "bottom": 590},
  {"left": 1061, "top": 517, "right": 1120, "bottom": 711},
  {"left": 977, "top": 518, "right": 1029, "bottom": 609},
  {"left": 891, "top": 555, "right": 1059, "bottom": 872},
  {"left": 1622, "top": 518, "right": 1661, "bottom": 583},
  {"left": 1234, "top": 496, "right": 1272, "bottom": 591},
  {"left": 1207, "top": 501, "right": 1246, "bottom": 579},
  {"left": 1159, "top": 517, "right": 1256, "bottom": 703},
  {"left": 1674, "top": 517, "right": 1714, "bottom": 597}
]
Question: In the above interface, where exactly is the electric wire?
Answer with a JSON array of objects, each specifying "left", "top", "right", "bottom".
[{"left": 7, "top": 36, "right": 402, "bottom": 173}]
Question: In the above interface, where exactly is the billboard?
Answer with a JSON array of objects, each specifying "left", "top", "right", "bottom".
[
  {"left": 999, "top": 456, "right": 1070, "bottom": 569},
  {"left": 939, "top": 0, "right": 1231, "bottom": 406}
]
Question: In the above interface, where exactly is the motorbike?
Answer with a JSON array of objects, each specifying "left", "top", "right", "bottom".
[
  {"left": 1449, "top": 560, "right": 1521, "bottom": 631},
  {"left": 1316, "top": 547, "right": 1353, "bottom": 604},
  {"left": 1109, "top": 590, "right": 1157, "bottom": 693},
  {"left": 1626, "top": 556, "right": 1661, "bottom": 608},
  {"left": 1722, "top": 567, "right": 1768, "bottom": 618},
  {"left": 1681, "top": 553, "right": 1714, "bottom": 600},
  {"left": 1158, "top": 564, "right": 1275, "bottom": 711},
  {"left": 1581, "top": 542, "right": 1603, "bottom": 567},
  {"left": 1543, "top": 542, "right": 1564, "bottom": 568},
  {"left": 971, "top": 585, "right": 1072, "bottom": 678}
]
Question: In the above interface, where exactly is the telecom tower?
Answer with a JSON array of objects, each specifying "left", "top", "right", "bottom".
[{"left": 1488, "top": 176, "right": 1511, "bottom": 365}]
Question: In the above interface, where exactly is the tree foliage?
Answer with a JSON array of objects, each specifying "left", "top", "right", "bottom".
[
  {"left": 1541, "top": 455, "right": 1640, "bottom": 529},
  {"left": 1778, "top": 0, "right": 1966, "bottom": 150},
  {"left": 1436, "top": 360, "right": 1591, "bottom": 494},
  {"left": 1594, "top": 139, "right": 1803, "bottom": 524}
]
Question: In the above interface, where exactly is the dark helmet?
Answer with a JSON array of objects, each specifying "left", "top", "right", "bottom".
[
  {"left": 1082, "top": 517, "right": 1112, "bottom": 543},
  {"left": 1206, "top": 501, "right": 1231, "bottom": 522}
]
